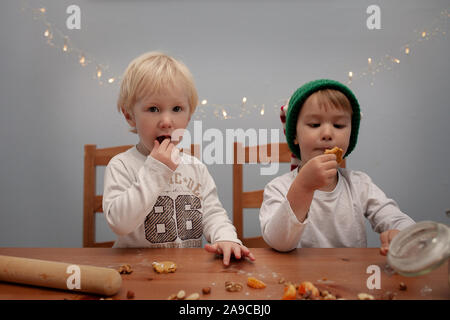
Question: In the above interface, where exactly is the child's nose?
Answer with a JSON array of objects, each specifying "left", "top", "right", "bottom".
[
  {"left": 320, "top": 125, "right": 333, "bottom": 141},
  {"left": 159, "top": 114, "right": 173, "bottom": 128}
]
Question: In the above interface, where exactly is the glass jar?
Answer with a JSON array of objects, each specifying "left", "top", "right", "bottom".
[{"left": 387, "top": 221, "right": 450, "bottom": 285}]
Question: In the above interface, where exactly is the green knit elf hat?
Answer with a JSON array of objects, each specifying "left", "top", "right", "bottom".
[{"left": 285, "top": 79, "right": 361, "bottom": 161}]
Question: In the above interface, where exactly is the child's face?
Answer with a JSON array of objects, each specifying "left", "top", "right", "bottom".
[
  {"left": 124, "top": 79, "right": 191, "bottom": 153},
  {"left": 295, "top": 93, "right": 352, "bottom": 163}
]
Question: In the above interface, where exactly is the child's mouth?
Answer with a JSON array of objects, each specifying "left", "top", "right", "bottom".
[{"left": 156, "top": 135, "right": 171, "bottom": 144}]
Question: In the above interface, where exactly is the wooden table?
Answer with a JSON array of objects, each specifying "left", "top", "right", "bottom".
[{"left": 0, "top": 248, "right": 448, "bottom": 300}]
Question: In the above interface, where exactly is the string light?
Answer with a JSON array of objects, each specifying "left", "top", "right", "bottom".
[
  {"left": 348, "top": 71, "right": 353, "bottom": 81},
  {"left": 21, "top": 1, "right": 118, "bottom": 86},
  {"left": 62, "top": 38, "right": 68, "bottom": 52},
  {"left": 343, "top": 7, "right": 448, "bottom": 89},
  {"left": 21, "top": 1, "right": 449, "bottom": 120},
  {"left": 79, "top": 55, "right": 86, "bottom": 66},
  {"left": 367, "top": 58, "right": 374, "bottom": 86}
]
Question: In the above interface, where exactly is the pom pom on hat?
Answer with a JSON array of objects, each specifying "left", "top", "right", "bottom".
[{"left": 281, "top": 79, "right": 361, "bottom": 166}]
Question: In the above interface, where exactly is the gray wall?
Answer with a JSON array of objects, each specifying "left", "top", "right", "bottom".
[{"left": 1, "top": 0, "right": 449, "bottom": 247}]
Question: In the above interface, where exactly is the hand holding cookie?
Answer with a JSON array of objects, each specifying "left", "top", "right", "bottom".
[
  {"left": 297, "top": 154, "right": 338, "bottom": 191},
  {"left": 324, "top": 146, "right": 343, "bottom": 164},
  {"left": 150, "top": 138, "right": 181, "bottom": 171}
]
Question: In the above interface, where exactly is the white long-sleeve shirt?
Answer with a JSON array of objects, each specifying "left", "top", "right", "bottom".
[
  {"left": 103, "top": 146, "right": 241, "bottom": 248},
  {"left": 260, "top": 168, "right": 415, "bottom": 252}
]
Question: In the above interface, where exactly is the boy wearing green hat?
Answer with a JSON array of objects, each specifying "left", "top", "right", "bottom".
[{"left": 259, "top": 79, "right": 414, "bottom": 254}]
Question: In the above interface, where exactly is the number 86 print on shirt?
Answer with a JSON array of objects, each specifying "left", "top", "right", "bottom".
[{"left": 144, "top": 195, "right": 202, "bottom": 243}]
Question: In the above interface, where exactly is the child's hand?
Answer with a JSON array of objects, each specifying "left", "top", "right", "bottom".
[
  {"left": 297, "top": 154, "right": 338, "bottom": 191},
  {"left": 150, "top": 138, "right": 181, "bottom": 171},
  {"left": 204, "top": 241, "right": 256, "bottom": 266},
  {"left": 379, "top": 229, "right": 400, "bottom": 255}
]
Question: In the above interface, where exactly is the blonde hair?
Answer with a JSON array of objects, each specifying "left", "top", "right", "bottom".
[
  {"left": 309, "top": 89, "right": 353, "bottom": 114},
  {"left": 117, "top": 51, "right": 198, "bottom": 131}
]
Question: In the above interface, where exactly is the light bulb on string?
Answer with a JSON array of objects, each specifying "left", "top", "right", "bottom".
[
  {"left": 21, "top": 1, "right": 450, "bottom": 115},
  {"left": 79, "top": 55, "right": 86, "bottom": 66},
  {"left": 62, "top": 38, "right": 68, "bottom": 52}
]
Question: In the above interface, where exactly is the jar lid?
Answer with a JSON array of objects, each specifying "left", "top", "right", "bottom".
[{"left": 387, "top": 221, "right": 450, "bottom": 277}]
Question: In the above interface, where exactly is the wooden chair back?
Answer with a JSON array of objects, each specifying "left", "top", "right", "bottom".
[
  {"left": 232, "top": 142, "right": 346, "bottom": 248},
  {"left": 83, "top": 144, "right": 133, "bottom": 247}
]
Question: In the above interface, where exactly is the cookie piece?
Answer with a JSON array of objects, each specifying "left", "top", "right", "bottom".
[
  {"left": 324, "top": 146, "right": 343, "bottom": 164},
  {"left": 156, "top": 135, "right": 171, "bottom": 144},
  {"left": 247, "top": 277, "right": 266, "bottom": 289},
  {"left": 152, "top": 261, "right": 177, "bottom": 273}
]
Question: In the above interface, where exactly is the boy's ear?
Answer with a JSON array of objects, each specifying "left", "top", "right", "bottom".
[
  {"left": 122, "top": 108, "right": 136, "bottom": 127},
  {"left": 294, "top": 135, "right": 299, "bottom": 145}
]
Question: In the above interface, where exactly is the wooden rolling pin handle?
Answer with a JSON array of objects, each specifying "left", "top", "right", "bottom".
[{"left": 0, "top": 255, "right": 122, "bottom": 296}]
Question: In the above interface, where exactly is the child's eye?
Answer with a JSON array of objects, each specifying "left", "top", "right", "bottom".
[
  {"left": 148, "top": 106, "right": 159, "bottom": 112},
  {"left": 308, "top": 123, "right": 320, "bottom": 128},
  {"left": 334, "top": 124, "right": 346, "bottom": 129},
  {"left": 173, "top": 106, "right": 182, "bottom": 112}
]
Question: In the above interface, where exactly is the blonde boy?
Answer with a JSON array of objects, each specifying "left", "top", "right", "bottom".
[
  {"left": 260, "top": 79, "right": 414, "bottom": 254},
  {"left": 103, "top": 52, "right": 254, "bottom": 265}
]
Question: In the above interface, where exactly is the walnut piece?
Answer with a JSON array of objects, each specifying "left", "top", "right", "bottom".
[
  {"left": 118, "top": 264, "right": 133, "bottom": 274},
  {"left": 225, "top": 281, "right": 243, "bottom": 292}
]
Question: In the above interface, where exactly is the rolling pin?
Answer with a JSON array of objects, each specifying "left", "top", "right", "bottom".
[{"left": 0, "top": 255, "right": 122, "bottom": 296}]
